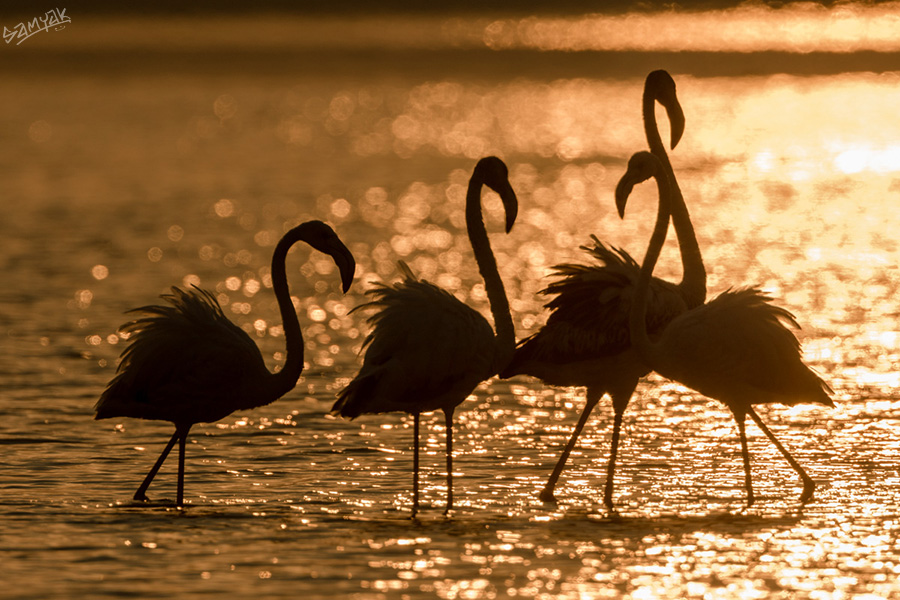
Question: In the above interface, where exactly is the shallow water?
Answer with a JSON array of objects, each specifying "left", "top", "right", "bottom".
[{"left": 2, "top": 9, "right": 900, "bottom": 600}]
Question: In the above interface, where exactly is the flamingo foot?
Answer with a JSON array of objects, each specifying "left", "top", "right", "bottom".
[
  {"left": 800, "top": 479, "right": 816, "bottom": 504},
  {"left": 538, "top": 487, "right": 557, "bottom": 503},
  {"left": 133, "top": 492, "right": 150, "bottom": 502},
  {"left": 602, "top": 478, "right": 616, "bottom": 510}
]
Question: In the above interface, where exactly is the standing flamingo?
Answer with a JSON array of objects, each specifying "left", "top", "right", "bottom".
[
  {"left": 95, "top": 221, "right": 355, "bottom": 508},
  {"left": 332, "top": 157, "right": 517, "bottom": 517},
  {"left": 501, "top": 70, "right": 706, "bottom": 507},
  {"left": 617, "top": 151, "right": 833, "bottom": 504}
]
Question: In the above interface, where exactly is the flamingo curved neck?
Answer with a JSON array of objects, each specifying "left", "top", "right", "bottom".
[
  {"left": 630, "top": 171, "right": 671, "bottom": 367},
  {"left": 268, "top": 233, "right": 306, "bottom": 397},
  {"left": 466, "top": 177, "right": 515, "bottom": 373},
  {"left": 643, "top": 86, "right": 706, "bottom": 308}
]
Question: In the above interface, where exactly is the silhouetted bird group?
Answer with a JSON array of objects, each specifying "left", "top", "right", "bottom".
[{"left": 96, "top": 70, "right": 833, "bottom": 514}]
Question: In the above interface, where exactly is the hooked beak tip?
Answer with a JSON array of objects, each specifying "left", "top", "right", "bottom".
[
  {"left": 614, "top": 180, "right": 633, "bottom": 219},
  {"left": 335, "top": 248, "right": 356, "bottom": 294},
  {"left": 671, "top": 128, "right": 684, "bottom": 150},
  {"left": 500, "top": 186, "right": 518, "bottom": 233},
  {"left": 668, "top": 105, "right": 686, "bottom": 150}
]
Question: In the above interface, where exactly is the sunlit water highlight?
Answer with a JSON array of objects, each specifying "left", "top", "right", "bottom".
[
  {"left": 484, "top": 2, "right": 900, "bottom": 53},
  {"left": 2, "top": 10, "right": 900, "bottom": 600}
]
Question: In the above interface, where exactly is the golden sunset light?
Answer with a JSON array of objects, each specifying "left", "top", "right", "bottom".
[
  {"left": 485, "top": 2, "right": 900, "bottom": 53},
  {"left": 2, "top": 1, "right": 900, "bottom": 599}
]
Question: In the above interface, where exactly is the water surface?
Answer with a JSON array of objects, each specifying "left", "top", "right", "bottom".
[{"left": 2, "top": 8, "right": 899, "bottom": 600}]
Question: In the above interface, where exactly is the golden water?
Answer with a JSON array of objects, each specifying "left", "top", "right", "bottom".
[{"left": 1, "top": 7, "right": 899, "bottom": 599}]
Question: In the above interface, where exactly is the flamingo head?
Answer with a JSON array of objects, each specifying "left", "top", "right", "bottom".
[
  {"left": 474, "top": 156, "right": 518, "bottom": 233},
  {"left": 615, "top": 151, "right": 663, "bottom": 219},
  {"left": 647, "top": 69, "right": 685, "bottom": 150},
  {"left": 291, "top": 221, "right": 356, "bottom": 293}
]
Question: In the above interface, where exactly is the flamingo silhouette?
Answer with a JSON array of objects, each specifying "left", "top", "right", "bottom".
[
  {"left": 332, "top": 157, "right": 517, "bottom": 516},
  {"left": 501, "top": 70, "right": 705, "bottom": 507},
  {"left": 617, "top": 151, "right": 833, "bottom": 504},
  {"left": 95, "top": 220, "right": 355, "bottom": 508}
]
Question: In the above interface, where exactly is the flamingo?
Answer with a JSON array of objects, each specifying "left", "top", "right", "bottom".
[
  {"left": 500, "top": 70, "right": 706, "bottom": 507},
  {"left": 332, "top": 156, "right": 517, "bottom": 517},
  {"left": 616, "top": 151, "right": 833, "bottom": 504},
  {"left": 95, "top": 220, "right": 355, "bottom": 508}
]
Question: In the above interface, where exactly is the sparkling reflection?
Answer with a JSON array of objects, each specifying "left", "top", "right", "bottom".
[
  {"left": 3, "top": 7, "right": 900, "bottom": 600},
  {"left": 484, "top": 3, "right": 900, "bottom": 53}
]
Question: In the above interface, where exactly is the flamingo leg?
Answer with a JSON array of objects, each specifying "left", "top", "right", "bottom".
[
  {"left": 603, "top": 384, "right": 638, "bottom": 510},
  {"left": 747, "top": 408, "right": 815, "bottom": 503},
  {"left": 444, "top": 408, "right": 455, "bottom": 516},
  {"left": 133, "top": 430, "right": 179, "bottom": 502},
  {"left": 412, "top": 413, "right": 420, "bottom": 518},
  {"left": 540, "top": 388, "right": 602, "bottom": 503},
  {"left": 603, "top": 411, "right": 624, "bottom": 510},
  {"left": 176, "top": 426, "right": 189, "bottom": 508},
  {"left": 734, "top": 411, "right": 755, "bottom": 506}
]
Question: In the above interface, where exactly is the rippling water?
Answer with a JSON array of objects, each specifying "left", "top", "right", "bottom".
[{"left": 2, "top": 8, "right": 900, "bottom": 600}]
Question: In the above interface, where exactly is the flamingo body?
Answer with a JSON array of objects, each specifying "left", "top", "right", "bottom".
[
  {"left": 333, "top": 156, "right": 518, "bottom": 516},
  {"left": 500, "top": 70, "right": 704, "bottom": 507},
  {"left": 335, "top": 265, "right": 497, "bottom": 418},
  {"left": 652, "top": 287, "right": 833, "bottom": 410},
  {"left": 506, "top": 241, "right": 686, "bottom": 387},
  {"left": 617, "top": 151, "right": 833, "bottom": 504},
  {"left": 96, "top": 287, "right": 274, "bottom": 425},
  {"left": 95, "top": 220, "right": 355, "bottom": 507}
]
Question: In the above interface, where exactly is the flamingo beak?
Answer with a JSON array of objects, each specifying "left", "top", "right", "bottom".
[
  {"left": 495, "top": 180, "right": 518, "bottom": 234},
  {"left": 329, "top": 241, "right": 356, "bottom": 293},
  {"left": 615, "top": 176, "right": 636, "bottom": 219},
  {"left": 615, "top": 152, "right": 657, "bottom": 219},
  {"left": 665, "top": 97, "right": 685, "bottom": 150}
]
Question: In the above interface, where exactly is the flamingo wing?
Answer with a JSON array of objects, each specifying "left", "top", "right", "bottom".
[
  {"left": 658, "top": 288, "right": 833, "bottom": 406},
  {"left": 334, "top": 272, "right": 497, "bottom": 418},
  {"left": 96, "top": 287, "right": 269, "bottom": 424},
  {"left": 510, "top": 238, "right": 686, "bottom": 368}
]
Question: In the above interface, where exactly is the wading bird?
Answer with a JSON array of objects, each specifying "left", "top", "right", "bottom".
[
  {"left": 617, "top": 151, "right": 833, "bottom": 504},
  {"left": 501, "top": 70, "right": 706, "bottom": 507},
  {"left": 95, "top": 221, "right": 355, "bottom": 508},
  {"left": 332, "top": 157, "right": 517, "bottom": 517}
]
